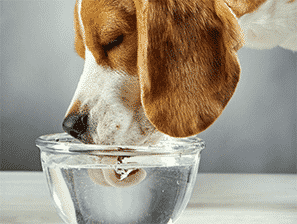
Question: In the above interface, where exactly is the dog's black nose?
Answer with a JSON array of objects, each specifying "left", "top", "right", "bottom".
[{"left": 62, "top": 113, "right": 88, "bottom": 140}]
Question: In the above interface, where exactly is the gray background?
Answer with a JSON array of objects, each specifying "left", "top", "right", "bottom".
[{"left": 1, "top": 0, "right": 296, "bottom": 173}]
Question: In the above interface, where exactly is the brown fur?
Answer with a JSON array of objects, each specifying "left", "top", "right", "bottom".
[
  {"left": 75, "top": 0, "right": 138, "bottom": 76},
  {"left": 135, "top": 0, "right": 243, "bottom": 137},
  {"left": 66, "top": 99, "right": 83, "bottom": 116},
  {"left": 74, "top": 1, "right": 85, "bottom": 59}
]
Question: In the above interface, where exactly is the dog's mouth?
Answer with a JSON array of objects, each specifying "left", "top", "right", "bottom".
[
  {"left": 62, "top": 109, "right": 162, "bottom": 187},
  {"left": 63, "top": 113, "right": 148, "bottom": 187}
]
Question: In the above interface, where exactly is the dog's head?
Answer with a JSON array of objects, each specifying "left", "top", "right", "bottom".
[{"left": 62, "top": 0, "right": 244, "bottom": 145}]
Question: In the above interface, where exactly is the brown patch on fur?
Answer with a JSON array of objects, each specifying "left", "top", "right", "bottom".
[
  {"left": 64, "top": 99, "right": 90, "bottom": 123},
  {"left": 135, "top": 0, "right": 243, "bottom": 137},
  {"left": 78, "top": 0, "right": 138, "bottom": 76},
  {"left": 74, "top": 0, "right": 85, "bottom": 59},
  {"left": 65, "top": 99, "right": 83, "bottom": 117},
  {"left": 224, "top": 0, "right": 267, "bottom": 18},
  {"left": 287, "top": 0, "right": 296, "bottom": 3}
]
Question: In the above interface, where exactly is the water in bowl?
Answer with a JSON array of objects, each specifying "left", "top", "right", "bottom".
[{"left": 43, "top": 164, "right": 198, "bottom": 224}]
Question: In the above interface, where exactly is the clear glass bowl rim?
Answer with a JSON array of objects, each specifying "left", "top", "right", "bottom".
[{"left": 36, "top": 133, "right": 205, "bottom": 156}]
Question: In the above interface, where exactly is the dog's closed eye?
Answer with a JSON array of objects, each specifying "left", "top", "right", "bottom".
[{"left": 102, "top": 34, "right": 124, "bottom": 55}]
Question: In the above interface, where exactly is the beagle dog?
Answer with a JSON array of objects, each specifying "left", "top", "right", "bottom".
[
  {"left": 63, "top": 0, "right": 296, "bottom": 145},
  {"left": 61, "top": 0, "right": 296, "bottom": 187}
]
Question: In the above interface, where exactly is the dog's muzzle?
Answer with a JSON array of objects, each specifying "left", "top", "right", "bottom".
[{"left": 62, "top": 113, "right": 148, "bottom": 188}]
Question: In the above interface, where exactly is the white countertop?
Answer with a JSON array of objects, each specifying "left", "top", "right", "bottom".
[{"left": 1, "top": 172, "right": 296, "bottom": 224}]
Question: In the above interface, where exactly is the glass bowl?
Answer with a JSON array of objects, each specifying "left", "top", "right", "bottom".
[{"left": 36, "top": 133, "right": 205, "bottom": 224}]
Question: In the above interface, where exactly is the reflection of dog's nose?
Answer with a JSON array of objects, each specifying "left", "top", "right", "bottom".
[{"left": 62, "top": 113, "right": 88, "bottom": 140}]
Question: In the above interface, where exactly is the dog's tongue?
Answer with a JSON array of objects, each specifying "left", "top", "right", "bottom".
[{"left": 88, "top": 156, "right": 147, "bottom": 188}]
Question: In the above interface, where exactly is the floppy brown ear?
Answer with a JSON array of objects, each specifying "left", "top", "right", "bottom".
[{"left": 134, "top": 0, "right": 244, "bottom": 137}]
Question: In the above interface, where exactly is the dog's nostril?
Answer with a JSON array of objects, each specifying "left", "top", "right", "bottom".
[{"left": 62, "top": 113, "right": 88, "bottom": 139}]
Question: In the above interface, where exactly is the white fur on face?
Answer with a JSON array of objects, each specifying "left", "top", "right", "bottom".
[{"left": 66, "top": 47, "right": 164, "bottom": 145}]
